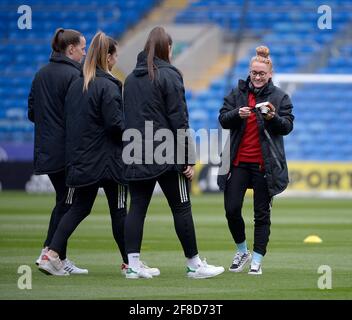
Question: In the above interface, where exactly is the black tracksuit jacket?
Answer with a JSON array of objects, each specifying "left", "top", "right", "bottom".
[
  {"left": 64, "top": 68, "right": 126, "bottom": 187},
  {"left": 217, "top": 77, "right": 294, "bottom": 196},
  {"left": 123, "top": 51, "right": 195, "bottom": 181},
  {"left": 28, "top": 52, "right": 81, "bottom": 174}
]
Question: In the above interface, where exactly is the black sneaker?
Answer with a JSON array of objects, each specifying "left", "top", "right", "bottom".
[{"left": 229, "top": 250, "right": 251, "bottom": 272}]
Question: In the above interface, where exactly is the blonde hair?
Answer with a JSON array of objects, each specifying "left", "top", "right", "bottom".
[
  {"left": 250, "top": 46, "right": 273, "bottom": 71},
  {"left": 83, "top": 31, "right": 111, "bottom": 91}
]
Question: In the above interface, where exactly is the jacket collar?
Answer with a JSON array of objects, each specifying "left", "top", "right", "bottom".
[
  {"left": 95, "top": 67, "right": 122, "bottom": 88},
  {"left": 238, "top": 76, "right": 275, "bottom": 97},
  {"left": 49, "top": 52, "right": 81, "bottom": 71},
  {"left": 133, "top": 50, "right": 181, "bottom": 77}
]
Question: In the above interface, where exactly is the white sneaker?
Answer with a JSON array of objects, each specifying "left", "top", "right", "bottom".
[
  {"left": 35, "top": 247, "right": 48, "bottom": 265},
  {"left": 38, "top": 254, "right": 69, "bottom": 276},
  {"left": 187, "top": 259, "right": 225, "bottom": 279},
  {"left": 229, "top": 250, "right": 252, "bottom": 272},
  {"left": 140, "top": 261, "right": 160, "bottom": 276},
  {"left": 125, "top": 267, "right": 153, "bottom": 279},
  {"left": 248, "top": 261, "right": 262, "bottom": 275},
  {"left": 121, "top": 261, "right": 160, "bottom": 277},
  {"left": 62, "top": 259, "right": 88, "bottom": 275}
]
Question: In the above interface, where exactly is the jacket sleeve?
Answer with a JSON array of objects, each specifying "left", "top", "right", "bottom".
[
  {"left": 218, "top": 89, "right": 242, "bottom": 129},
  {"left": 163, "top": 70, "right": 189, "bottom": 132},
  {"left": 28, "top": 78, "right": 35, "bottom": 122},
  {"left": 163, "top": 70, "right": 196, "bottom": 165},
  {"left": 101, "top": 85, "right": 125, "bottom": 135},
  {"left": 267, "top": 94, "right": 294, "bottom": 136}
]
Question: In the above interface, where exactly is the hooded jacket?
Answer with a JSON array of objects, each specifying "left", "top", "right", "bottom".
[
  {"left": 123, "top": 51, "right": 195, "bottom": 181},
  {"left": 28, "top": 52, "right": 81, "bottom": 174},
  {"left": 217, "top": 77, "right": 294, "bottom": 197},
  {"left": 64, "top": 68, "right": 126, "bottom": 187}
]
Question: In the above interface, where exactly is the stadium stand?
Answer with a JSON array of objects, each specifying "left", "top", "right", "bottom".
[
  {"left": 176, "top": 0, "right": 352, "bottom": 160},
  {"left": 0, "top": 0, "right": 160, "bottom": 150},
  {"left": 1, "top": 0, "right": 351, "bottom": 162}
]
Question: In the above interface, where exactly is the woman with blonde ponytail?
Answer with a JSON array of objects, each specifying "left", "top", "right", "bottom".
[
  {"left": 38, "top": 32, "right": 158, "bottom": 277},
  {"left": 82, "top": 32, "right": 110, "bottom": 91},
  {"left": 218, "top": 45, "right": 294, "bottom": 275}
]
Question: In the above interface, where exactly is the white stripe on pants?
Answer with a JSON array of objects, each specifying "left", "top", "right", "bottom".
[
  {"left": 117, "top": 184, "right": 126, "bottom": 209},
  {"left": 65, "top": 187, "right": 75, "bottom": 204},
  {"left": 178, "top": 174, "right": 188, "bottom": 203}
]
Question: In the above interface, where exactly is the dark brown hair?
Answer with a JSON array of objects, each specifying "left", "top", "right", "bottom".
[
  {"left": 144, "top": 26, "right": 173, "bottom": 81},
  {"left": 83, "top": 31, "right": 118, "bottom": 91},
  {"left": 51, "top": 28, "right": 83, "bottom": 53}
]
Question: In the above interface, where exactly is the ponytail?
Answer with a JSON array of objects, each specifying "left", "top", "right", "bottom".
[
  {"left": 83, "top": 31, "right": 118, "bottom": 91},
  {"left": 144, "top": 26, "right": 173, "bottom": 81},
  {"left": 51, "top": 28, "right": 82, "bottom": 53},
  {"left": 147, "top": 43, "right": 155, "bottom": 82}
]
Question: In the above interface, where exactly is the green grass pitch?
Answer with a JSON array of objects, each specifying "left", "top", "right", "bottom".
[{"left": 0, "top": 191, "right": 351, "bottom": 300}]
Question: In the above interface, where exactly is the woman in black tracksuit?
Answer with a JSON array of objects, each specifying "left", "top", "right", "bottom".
[
  {"left": 38, "top": 32, "right": 128, "bottom": 276},
  {"left": 123, "top": 26, "right": 224, "bottom": 279},
  {"left": 218, "top": 46, "right": 294, "bottom": 275},
  {"left": 28, "top": 28, "right": 86, "bottom": 272}
]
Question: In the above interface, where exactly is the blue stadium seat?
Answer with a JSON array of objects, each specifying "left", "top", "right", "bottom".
[{"left": 0, "top": 0, "right": 161, "bottom": 145}]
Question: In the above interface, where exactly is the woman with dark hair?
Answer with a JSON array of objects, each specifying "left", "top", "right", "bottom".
[
  {"left": 218, "top": 46, "right": 294, "bottom": 275},
  {"left": 38, "top": 31, "right": 159, "bottom": 277},
  {"left": 28, "top": 28, "right": 87, "bottom": 274},
  {"left": 123, "top": 26, "right": 224, "bottom": 279}
]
